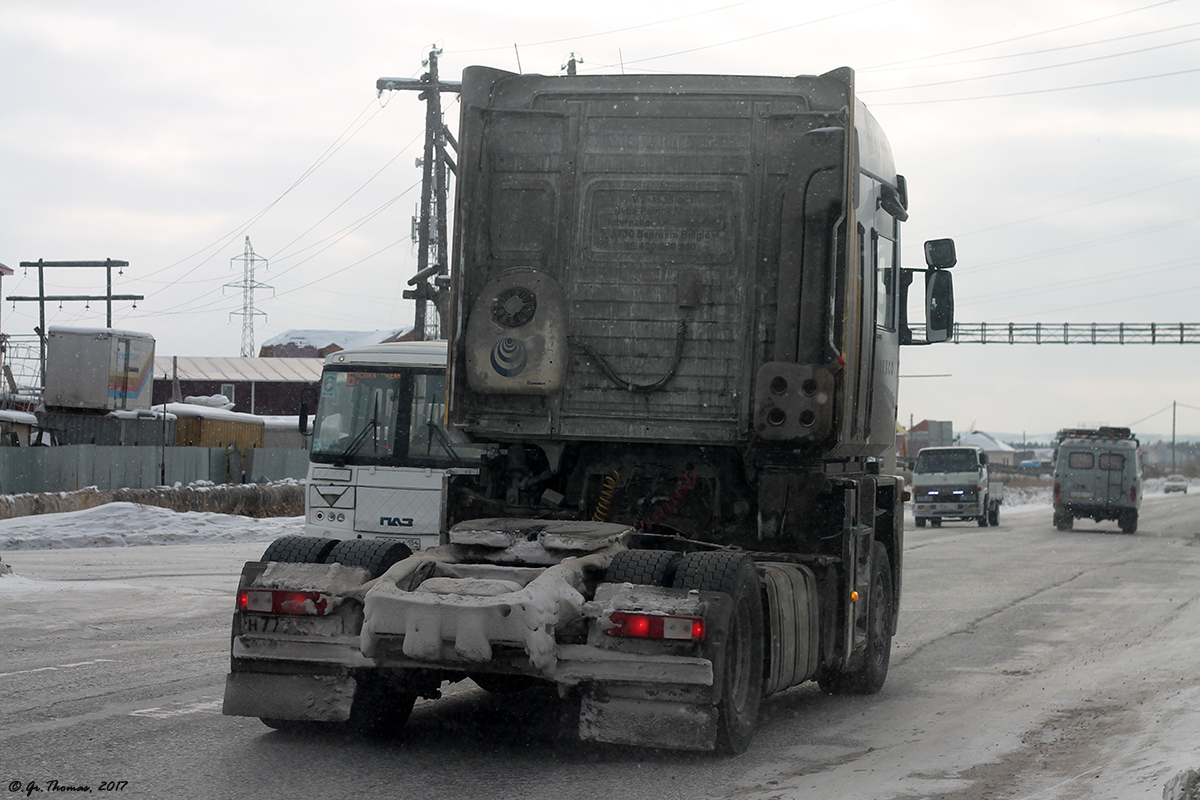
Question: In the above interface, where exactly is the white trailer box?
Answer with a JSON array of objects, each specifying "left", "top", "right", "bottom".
[{"left": 45, "top": 327, "right": 156, "bottom": 411}]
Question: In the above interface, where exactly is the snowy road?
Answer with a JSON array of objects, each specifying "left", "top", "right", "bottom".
[{"left": 2, "top": 495, "right": 1199, "bottom": 799}]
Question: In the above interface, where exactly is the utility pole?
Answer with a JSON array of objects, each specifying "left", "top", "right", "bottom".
[
  {"left": 8, "top": 259, "right": 143, "bottom": 385},
  {"left": 377, "top": 49, "right": 461, "bottom": 341},
  {"left": 225, "top": 236, "right": 271, "bottom": 357}
]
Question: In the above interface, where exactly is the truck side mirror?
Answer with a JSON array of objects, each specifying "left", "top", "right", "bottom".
[
  {"left": 979, "top": 452, "right": 988, "bottom": 466},
  {"left": 924, "top": 238, "right": 956, "bottom": 269},
  {"left": 925, "top": 270, "right": 954, "bottom": 343},
  {"left": 299, "top": 401, "right": 309, "bottom": 435}
]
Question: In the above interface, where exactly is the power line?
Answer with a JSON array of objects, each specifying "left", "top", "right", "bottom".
[
  {"left": 860, "top": 0, "right": 1184, "bottom": 70},
  {"left": 863, "top": 20, "right": 1200, "bottom": 73},
  {"left": 862, "top": 35, "right": 1200, "bottom": 94},
  {"left": 869, "top": 65, "right": 1200, "bottom": 106}
]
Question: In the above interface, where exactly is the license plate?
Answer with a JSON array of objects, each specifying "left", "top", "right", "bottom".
[{"left": 241, "top": 614, "right": 344, "bottom": 636}]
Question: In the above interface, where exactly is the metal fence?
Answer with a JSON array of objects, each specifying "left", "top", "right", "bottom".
[
  {"left": 909, "top": 322, "right": 1200, "bottom": 345},
  {"left": 0, "top": 445, "right": 309, "bottom": 495}
]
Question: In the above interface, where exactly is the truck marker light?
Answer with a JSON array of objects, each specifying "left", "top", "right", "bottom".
[
  {"left": 237, "top": 589, "right": 331, "bottom": 616},
  {"left": 606, "top": 612, "right": 705, "bottom": 641},
  {"left": 851, "top": 591, "right": 859, "bottom": 602}
]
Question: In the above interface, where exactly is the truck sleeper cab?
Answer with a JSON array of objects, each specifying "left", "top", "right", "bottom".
[{"left": 224, "top": 63, "right": 956, "bottom": 755}]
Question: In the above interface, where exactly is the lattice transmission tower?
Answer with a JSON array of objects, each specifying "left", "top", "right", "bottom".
[{"left": 225, "top": 236, "right": 272, "bottom": 357}]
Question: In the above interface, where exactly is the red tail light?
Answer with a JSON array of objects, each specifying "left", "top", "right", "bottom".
[
  {"left": 237, "top": 588, "right": 331, "bottom": 616},
  {"left": 1054, "top": 483, "right": 1061, "bottom": 503},
  {"left": 1131, "top": 486, "right": 1137, "bottom": 502},
  {"left": 605, "top": 612, "right": 705, "bottom": 641}
]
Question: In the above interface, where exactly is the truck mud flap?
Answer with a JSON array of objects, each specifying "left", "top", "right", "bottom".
[
  {"left": 579, "top": 685, "right": 718, "bottom": 751},
  {"left": 222, "top": 672, "right": 356, "bottom": 722}
]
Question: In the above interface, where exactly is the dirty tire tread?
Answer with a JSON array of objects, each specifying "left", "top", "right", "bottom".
[
  {"left": 818, "top": 542, "right": 893, "bottom": 696},
  {"left": 607, "top": 549, "right": 682, "bottom": 587},
  {"left": 671, "top": 550, "right": 745, "bottom": 592},
  {"left": 261, "top": 535, "right": 339, "bottom": 564},
  {"left": 672, "top": 551, "right": 764, "bottom": 754},
  {"left": 324, "top": 538, "right": 412, "bottom": 578}
]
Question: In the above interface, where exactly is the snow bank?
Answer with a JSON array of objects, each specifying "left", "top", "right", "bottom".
[
  {"left": 0, "top": 501, "right": 301, "bottom": 551},
  {"left": 0, "top": 481, "right": 303, "bottom": 521}
]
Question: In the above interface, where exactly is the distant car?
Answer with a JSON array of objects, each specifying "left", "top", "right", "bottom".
[{"left": 1164, "top": 475, "right": 1189, "bottom": 494}]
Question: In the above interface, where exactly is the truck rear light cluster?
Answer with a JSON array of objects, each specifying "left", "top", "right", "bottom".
[
  {"left": 237, "top": 588, "right": 331, "bottom": 616},
  {"left": 606, "top": 612, "right": 705, "bottom": 642}
]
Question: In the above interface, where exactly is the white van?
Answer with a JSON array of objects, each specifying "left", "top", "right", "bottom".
[{"left": 1052, "top": 427, "right": 1142, "bottom": 533}]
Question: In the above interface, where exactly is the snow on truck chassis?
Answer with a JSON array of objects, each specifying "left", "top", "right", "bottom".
[{"left": 223, "top": 65, "right": 957, "bottom": 753}]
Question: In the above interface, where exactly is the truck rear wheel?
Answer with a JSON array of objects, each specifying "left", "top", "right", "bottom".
[
  {"left": 818, "top": 542, "right": 893, "bottom": 695},
  {"left": 1054, "top": 512, "right": 1073, "bottom": 531},
  {"left": 1119, "top": 510, "right": 1138, "bottom": 534},
  {"left": 606, "top": 549, "right": 682, "bottom": 587},
  {"left": 672, "top": 552, "right": 764, "bottom": 754},
  {"left": 324, "top": 538, "right": 412, "bottom": 578},
  {"left": 930, "top": 518, "right": 942, "bottom": 528},
  {"left": 988, "top": 504, "right": 1000, "bottom": 526},
  {"left": 347, "top": 673, "right": 417, "bottom": 738},
  {"left": 259, "top": 718, "right": 337, "bottom": 734},
  {"left": 260, "top": 535, "right": 339, "bottom": 564},
  {"left": 914, "top": 518, "right": 926, "bottom": 528}
]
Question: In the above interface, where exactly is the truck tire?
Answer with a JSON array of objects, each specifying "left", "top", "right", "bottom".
[
  {"left": 988, "top": 503, "right": 1000, "bottom": 527},
  {"left": 347, "top": 673, "right": 417, "bottom": 738},
  {"left": 260, "top": 535, "right": 339, "bottom": 564},
  {"left": 818, "top": 542, "right": 893, "bottom": 696},
  {"left": 606, "top": 549, "right": 682, "bottom": 587},
  {"left": 1119, "top": 510, "right": 1138, "bottom": 534},
  {"left": 914, "top": 518, "right": 926, "bottom": 528},
  {"left": 324, "top": 538, "right": 412, "bottom": 578},
  {"left": 977, "top": 496, "right": 990, "bottom": 527},
  {"left": 262, "top": 675, "right": 417, "bottom": 738},
  {"left": 1054, "top": 512, "right": 1073, "bottom": 531},
  {"left": 470, "top": 674, "right": 541, "bottom": 694},
  {"left": 672, "top": 552, "right": 764, "bottom": 754},
  {"left": 930, "top": 518, "right": 942, "bottom": 528},
  {"left": 260, "top": 718, "right": 336, "bottom": 734}
]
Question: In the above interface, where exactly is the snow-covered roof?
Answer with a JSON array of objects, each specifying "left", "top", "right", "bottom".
[
  {"left": 0, "top": 409, "right": 37, "bottom": 426},
  {"left": 48, "top": 325, "right": 155, "bottom": 340},
  {"left": 260, "top": 328, "right": 414, "bottom": 351},
  {"left": 959, "top": 431, "right": 1016, "bottom": 452},
  {"left": 259, "top": 415, "right": 314, "bottom": 430},
  {"left": 152, "top": 356, "right": 322, "bottom": 383},
  {"left": 153, "top": 402, "right": 265, "bottom": 425}
]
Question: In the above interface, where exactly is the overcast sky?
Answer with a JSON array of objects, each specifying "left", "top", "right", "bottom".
[{"left": 2, "top": 0, "right": 1198, "bottom": 440}]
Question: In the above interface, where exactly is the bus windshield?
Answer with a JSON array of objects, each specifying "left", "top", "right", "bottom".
[{"left": 311, "top": 367, "right": 483, "bottom": 467}]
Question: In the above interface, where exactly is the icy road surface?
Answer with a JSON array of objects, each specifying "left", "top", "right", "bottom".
[{"left": 1, "top": 495, "right": 1199, "bottom": 799}]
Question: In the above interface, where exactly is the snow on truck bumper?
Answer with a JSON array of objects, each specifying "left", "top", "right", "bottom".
[
  {"left": 225, "top": 526, "right": 729, "bottom": 735},
  {"left": 362, "top": 578, "right": 719, "bottom": 688}
]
